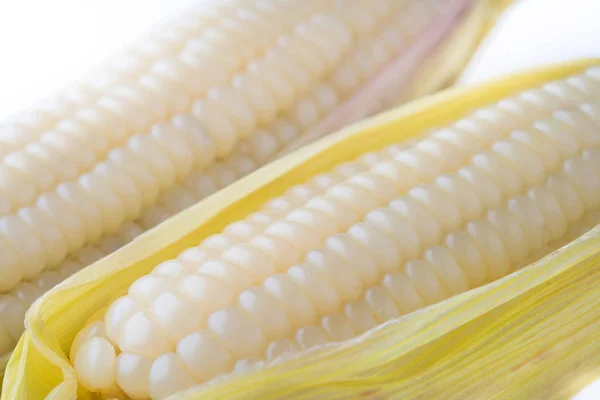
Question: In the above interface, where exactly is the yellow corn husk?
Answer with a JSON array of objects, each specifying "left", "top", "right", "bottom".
[
  {"left": 395, "top": 0, "right": 513, "bottom": 103},
  {"left": 3, "top": 58, "right": 599, "bottom": 400},
  {"left": 0, "top": 0, "right": 506, "bottom": 381}
]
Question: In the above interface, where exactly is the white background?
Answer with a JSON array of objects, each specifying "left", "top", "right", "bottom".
[
  {"left": 459, "top": 0, "right": 600, "bottom": 84},
  {"left": 0, "top": 0, "right": 599, "bottom": 119},
  {"left": 0, "top": 0, "right": 197, "bottom": 119}
]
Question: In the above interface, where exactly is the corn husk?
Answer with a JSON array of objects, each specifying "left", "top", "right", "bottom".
[{"left": 397, "top": 0, "right": 514, "bottom": 102}]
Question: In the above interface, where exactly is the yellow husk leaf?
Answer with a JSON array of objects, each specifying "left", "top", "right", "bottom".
[
  {"left": 397, "top": 0, "right": 514, "bottom": 102},
  {"left": 2, "top": 58, "right": 598, "bottom": 400}
]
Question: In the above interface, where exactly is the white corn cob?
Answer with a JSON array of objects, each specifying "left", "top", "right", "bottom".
[
  {"left": 0, "top": 0, "right": 470, "bottom": 296},
  {"left": 68, "top": 67, "right": 600, "bottom": 399}
]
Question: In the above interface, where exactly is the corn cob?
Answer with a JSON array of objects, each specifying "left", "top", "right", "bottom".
[
  {"left": 40, "top": 64, "right": 598, "bottom": 400},
  {"left": 0, "top": 0, "right": 472, "bottom": 293}
]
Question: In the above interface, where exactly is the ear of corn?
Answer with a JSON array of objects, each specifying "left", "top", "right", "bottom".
[
  {"left": 2, "top": 59, "right": 599, "bottom": 399},
  {"left": 0, "top": 0, "right": 503, "bottom": 379}
]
